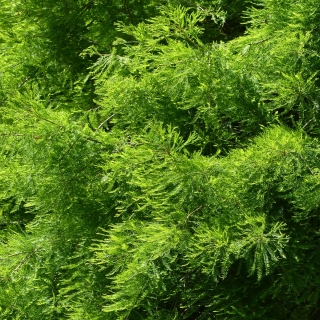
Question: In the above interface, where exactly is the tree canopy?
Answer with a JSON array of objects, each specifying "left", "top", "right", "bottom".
[{"left": 1, "top": 0, "right": 320, "bottom": 319}]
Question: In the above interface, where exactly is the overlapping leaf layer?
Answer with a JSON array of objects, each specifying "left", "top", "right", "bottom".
[{"left": 1, "top": 1, "right": 320, "bottom": 319}]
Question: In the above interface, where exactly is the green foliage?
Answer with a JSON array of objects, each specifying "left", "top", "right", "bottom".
[{"left": 1, "top": 0, "right": 320, "bottom": 319}]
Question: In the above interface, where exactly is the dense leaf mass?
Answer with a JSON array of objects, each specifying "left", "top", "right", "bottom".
[{"left": 1, "top": 0, "right": 320, "bottom": 319}]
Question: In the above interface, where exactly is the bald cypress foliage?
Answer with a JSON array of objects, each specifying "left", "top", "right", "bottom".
[{"left": 1, "top": 1, "right": 320, "bottom": 319}]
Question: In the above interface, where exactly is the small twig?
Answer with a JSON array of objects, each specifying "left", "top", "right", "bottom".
[
  {"left": 17, "top": 69, "right": 39, "bottom": 88},
  {"left": 84, "top": 136, "right": 103, "bottom": 144},
  {"left": 58, "top": 138, "right": 80, "bottom": 163},
  {"left": 185, "top": 205, "right": 204, "bottom": 223},
  {"left": 249, "top": 37, "right": 272, "bottom": 46},
  {"left": 0, "top": 252, "right": 26, "bottom": 261},
  {"left": 68, "top": 164, "right": 88, "bottom": 183},
  {"left": 11, "top": 248, "right": 40, "bottom": 275},
  {"left": 88, "top": 106, "right": 101, "bottom": 112},
  {"left": 97, "top": 114, "right": 115, "bottom": 130},
  {"left": 124, "top": 260, "right": 154, "bottom": 320},
  {"left": 58, "top": 165, "right": 72, "bottom": 198},
  {"left": 28, "top": 110, "right": 65, "bottom": 129},
  {"left": 184, "top": 0, "right": 205, "bottom": 11},
  {"left": 123, "top": 0, "right": 133, "bottom": 24},
  {"left": 302, "top": 118, "right": 313, "bottom": 129},
  {"left": 299, "top": 154, "right": 314, "bottom": 175},
  {"left": 18, "top": 77, "right": 30, "bottom": 88},
  {"left": 0, "top": 133, "right": 24, "bottom": 137},
  {"left": 307, "top": 165, "right": 314, "bottom": 175}
]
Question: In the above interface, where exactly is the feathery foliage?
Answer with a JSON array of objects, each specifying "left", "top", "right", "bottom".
[{"left": 1, "top": 0, "right": 320, "bottom": 319}]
